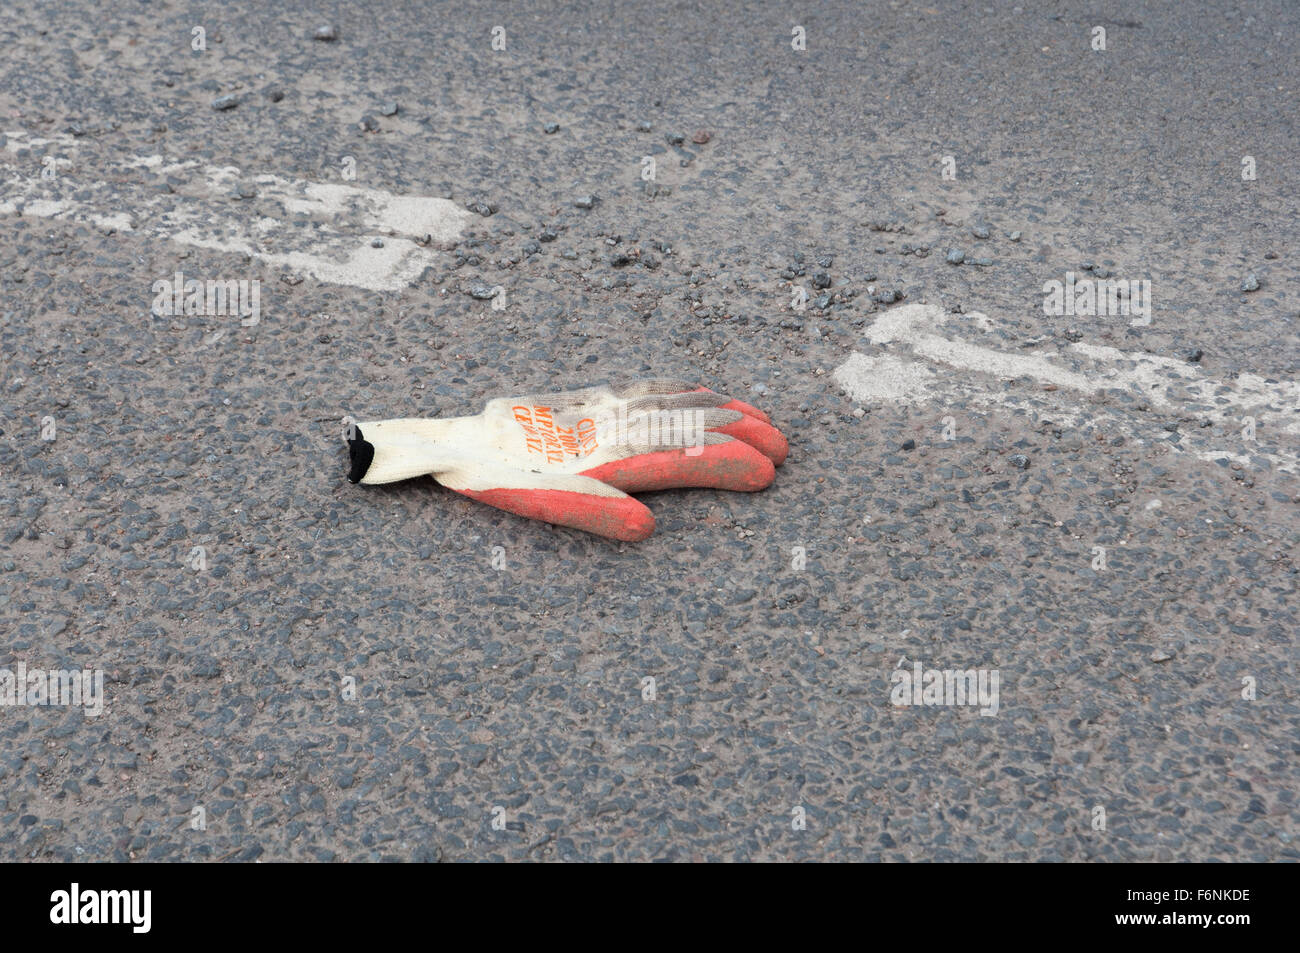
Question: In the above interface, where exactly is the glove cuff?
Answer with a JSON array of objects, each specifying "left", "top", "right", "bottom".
[
  {"left": 344, "top": 415, "right": 479, "bottom": 484},
  {"left": 347, "top": 427, "right": 376, "bottom": 484}
]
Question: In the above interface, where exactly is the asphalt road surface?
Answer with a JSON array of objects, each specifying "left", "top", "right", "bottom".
[{"left": 1, "top": 0, "right": 1296, "bottom": 862}]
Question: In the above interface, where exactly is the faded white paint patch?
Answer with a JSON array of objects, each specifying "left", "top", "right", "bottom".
[
  {"left": 833, "top": 351, "right": 936, "bottom": 403},
  {"left": 920, "top": 336, "right": 1100, "bottom": 395},
  {"left": 89, "top": 212, "right": 135, "bottom": 232},
  {"left": 835, "top": 302, "right": 1299, "bottom": 473},
  {"left": 1, "top": 129, "right": 472, "bottom": 291},
  {"left": 171, "top": 228, "right": 444, "bottom": 291},
  {"left": 1069, "top": 341, "right": 1299, "bottom": 418}
]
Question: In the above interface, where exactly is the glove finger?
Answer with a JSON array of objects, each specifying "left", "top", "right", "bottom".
[
  {"left": 591, "top": 430, "right": 725, "bottom": 461},
  {"left": 619, "top": 391, "right": 732, "bottom": 415},
  {"left": 612, "top": 378, "right": 700, "bottom": 399},
  {"left": 692, "top": 386, "right": 772, "bottom": 425},
  {"left": 721, "top": 398, "right": 770, "bottom": 424},
  {"left": 614, "top": 384, "right": 784, "bottom": 461},
  {"left": 437, "top": 466, "right": 655, "bottom": 542},
  {"left": 502, "top": 384, "right": 609, "bottom": 412},
  {"left": 708, "top": 414, "right": 789, "bottom": 466},
  {"left": 581, "top": 438, "right": 775, "bottom": 493},
  {"left": 612, "top": 380, "right": 776, "bottom": 427},
  {"left": 453, "top": 487, "right": 655, "bottom": 542},
  {"left": 603, "top": 403, "right": 742, "bottom": 437}
]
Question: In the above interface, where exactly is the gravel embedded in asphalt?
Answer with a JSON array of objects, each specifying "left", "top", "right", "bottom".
[{"left": 0, "top": 0, "right": 1296, "bottom": 865}]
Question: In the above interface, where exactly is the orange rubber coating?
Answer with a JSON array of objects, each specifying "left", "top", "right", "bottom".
[
  {"left": 581, "top": 440, "right": 776, "bottom": 493},
  {"left": 455, "top": 486, "right": 656, "bottom": 541},
  {"left": 711, "top": 414, "right": 789, "bottom": 466}
]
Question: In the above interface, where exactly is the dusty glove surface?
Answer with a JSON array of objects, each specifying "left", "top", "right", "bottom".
[{"left": 347, "top": 379, "right": 787, "bottom": 541}]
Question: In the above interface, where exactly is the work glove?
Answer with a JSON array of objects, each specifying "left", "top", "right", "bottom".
[{"left": 346, "top": 379, "right": 788, "bottom": 541}]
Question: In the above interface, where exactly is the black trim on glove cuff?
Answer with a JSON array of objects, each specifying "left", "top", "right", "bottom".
[{"left": 347, "top": 427, "right": 375, "bottom": 484}]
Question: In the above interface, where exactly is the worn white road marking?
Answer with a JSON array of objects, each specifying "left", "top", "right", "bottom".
[
  {"left": 833, "top": 352, "right": 937, "bottom": 403},
  {"left": 1, "top": 130, "right": 472, "bottom": 291},
  {"left": 835, "top": 303, "right": 1299, "bottom": 473}
]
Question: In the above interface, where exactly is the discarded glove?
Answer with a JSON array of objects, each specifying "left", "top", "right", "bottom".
[{"left": 347, "top": 379, "right": 788, "bottom": 541}]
